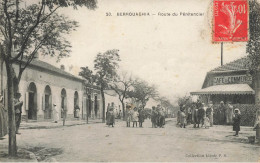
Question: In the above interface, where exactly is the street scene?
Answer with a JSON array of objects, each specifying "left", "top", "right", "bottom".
[{"left": 1, "top": 0, "right": 260, "bottom": 162}]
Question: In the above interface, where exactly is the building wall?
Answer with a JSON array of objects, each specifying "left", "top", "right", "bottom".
[
  {"left": 201, "top": 70, "right": 256, "bottom": 104},
  {"left": 0, "top": 61, "right": 104, "bottom": 121}
]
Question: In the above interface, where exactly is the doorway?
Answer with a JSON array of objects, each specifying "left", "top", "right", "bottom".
[
  {"left": 28, "top": 82, "right": 37, "bottom": 120},
  {"left": 44, "top": 85, "right": 52, "bottom": 119}
]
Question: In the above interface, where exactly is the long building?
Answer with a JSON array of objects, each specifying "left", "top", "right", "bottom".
[{"left": 0, "top": 58, "right": 102, "bottom": 121}]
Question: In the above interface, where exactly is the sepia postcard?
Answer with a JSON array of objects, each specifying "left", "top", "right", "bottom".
[{"left": 0, "top": 0, "right": 260, "bottom": 162}]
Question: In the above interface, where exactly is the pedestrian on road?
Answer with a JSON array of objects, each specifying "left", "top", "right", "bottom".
[
  {"left": 53, "top": 104, "right": 59, "bottom": 123},
  {"left": 151, "top": 106, "right": 158, "bottom": 128},
  {"left": 198, "top": 103, "right": 205, "bottom": 128},
  {"left": 253, "top": 109, "right": 260, "bottom": 130},
  {"left": 233, "top": 108, "right": 241, "bottom": 136},
  {"left": 204, "top": 116, "right": 210, "bottom": 129},
  {"left": 218, "top": 101, "right": 226, "bottom": 125},
  {"left": 226, "top": 102, "right": 234, "bottom": 125},
  {"left": 14, "top": 92, "right": 23, "bottom": 134},
  {"left": 132, "top": 107, "right": 139, "bottom": 127},
  {"left": 0, "top": 95, "right": 8, "bottom": 138},
  {"left": 180, "top": 110, "right": 186, "bottom": 128},
  {"left": 157, "top": 105, "right": 166, "bottom": 128},
  {"left": 206, "top": 101, "right": 214, "bottom": 127},
  {"left": 74, "top": 105, "right": 80, "bottom": 118},
  {"left": 192, "top": 103, "right": 199, "bottom": 128},
  {"left": 107, "top": 107, "right": 115, "bottom": 127},
  {"left": 138, "top": 107, "right": 145, "bottom": 127},
  {"left": 126, "top": 104, "right": 132, "bottom": 127}
]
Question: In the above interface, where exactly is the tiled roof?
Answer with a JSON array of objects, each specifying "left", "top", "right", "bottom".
[
  {"left": 18, "top": 59, "right": 84, "bottom": 82},
  {"left": 209, "top": 56, "right": 249, "bottom": 73}
]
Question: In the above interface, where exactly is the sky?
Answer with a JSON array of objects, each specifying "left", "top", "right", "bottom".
[{"left": 41, "top": 0, "right": 248, "bottom": 104}]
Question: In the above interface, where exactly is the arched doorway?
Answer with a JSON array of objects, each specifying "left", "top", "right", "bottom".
[
  {"left": 28, "top": 82, "right": 37, "bottom": 120},
  {"left": 74, "top": 91, "right": 79, "bottom": 118},
  {"left": 61, "top": 88, "right": 67, "bottom": 118},
  {"left": 44, "top": 85, "right": 52, "bottom": 119}
]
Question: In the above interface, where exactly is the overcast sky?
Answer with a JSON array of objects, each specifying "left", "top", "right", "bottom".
[{"left": 41, "top": 0, "right": 248, "bottom": 104}]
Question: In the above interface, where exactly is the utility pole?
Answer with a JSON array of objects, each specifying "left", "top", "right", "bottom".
[{"left": 221, "top": 42, "right": 223, "bottom": 66}]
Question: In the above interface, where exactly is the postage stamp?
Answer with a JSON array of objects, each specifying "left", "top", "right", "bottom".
[{"left": 213, "top": 0, "right": 248, "bottom": 42}]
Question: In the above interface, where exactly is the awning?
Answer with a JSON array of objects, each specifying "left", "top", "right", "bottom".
[{"left": 190, "top": 84, "right": 255, "bottom": 95}]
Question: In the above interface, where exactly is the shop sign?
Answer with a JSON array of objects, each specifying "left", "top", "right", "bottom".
[{"left": 213, "top": 75, "right": 252, "bottom": 85}]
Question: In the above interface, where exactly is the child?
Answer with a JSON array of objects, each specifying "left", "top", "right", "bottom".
[
  {"left": 132, "top": 107, "right": 139, "bottom": 127},
  {"left": 204, "top": 116, "right": 210, "bottom": 129},
  {"left": 233, "top": 108, "right": 241, "bottom": 136}
]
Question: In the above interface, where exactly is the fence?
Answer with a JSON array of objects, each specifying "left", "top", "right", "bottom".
[{"left": 213, "top": 104, "right": 259, "bottom": 126}]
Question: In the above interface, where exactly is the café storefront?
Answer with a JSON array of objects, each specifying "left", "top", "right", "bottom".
[{"left": 191, "top": 57, "right": 256, "bottom": 104}]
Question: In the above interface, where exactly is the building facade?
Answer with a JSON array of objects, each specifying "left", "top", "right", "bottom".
[
  {"left": 0, "top": 58, "right": 102, "bottom": 122},
  {"left": 191, "top": 57, "right": 260, "bottom": 104}
]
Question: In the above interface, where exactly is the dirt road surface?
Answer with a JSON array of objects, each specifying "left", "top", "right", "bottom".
[{"left": 0, "top": 118, "right": 259, "bottom": 162}]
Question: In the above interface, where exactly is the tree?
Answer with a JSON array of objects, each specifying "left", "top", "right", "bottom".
[
  {"left": 109, "top": 71, "right": 134, "bottom": 120},
  {"left": 0, "top": 0, "right": 97, "bottom": 157},
  {"left": 177, "top": 95, "right": 192, "bottom": 108},
  {"left": 246, "top": 0, "right": 260, "bottom": 103},
  {"left": 79, "top": 66, "right": 96, "bottom": 123},
  {"left": 93, "top": 49, "right": 121, "bottom": 123},
  {"left": 128, "top": 79, "right": 158, "bottom": 108}
]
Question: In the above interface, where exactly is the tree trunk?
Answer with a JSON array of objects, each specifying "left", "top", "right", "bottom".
[
  {"left": 101, "top": 88, "right": 105, "bottom": 123},
  {"left": 121, "top": 100, "right": 125, "bottom": 121},
  {"left": 6, "top": 62, "right": 17, "bottom": 157}
]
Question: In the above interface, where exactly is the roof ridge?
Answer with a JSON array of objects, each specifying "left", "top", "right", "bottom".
[
  {"left": 21, "top": 59, "right": 83, "bottom": 81},
  {"left": 209, "top": 55, "right": 249, "bottom": 73}
]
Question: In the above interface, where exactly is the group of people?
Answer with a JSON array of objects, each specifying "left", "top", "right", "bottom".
[
  {"left": 106, "top": 103, "right": 166, "bottom": 128},
  {"left": 126, "top": 106, "right": 146, "bottom": 127},
  {"left": 150, "top": 105, "right": 166, "bottom": 128},
  {"left": 177, "top": 101, "right": 242, "bottom": 136}
]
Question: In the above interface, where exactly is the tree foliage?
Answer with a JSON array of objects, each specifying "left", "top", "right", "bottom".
[
  {"left": 109, "top": 71, "right": 134, "bottom": 119},
  {"left": 246, "top": 0, "right": 260, "bottom": 74},
  {"left": 128, "top": 78, "right": 158, "bottom": 108},
  {"left": 94, "top": 49, "right": 121, "bottom": 88},
  {"left": 79, "top": 66, "right": 95, "bottom": 84}
]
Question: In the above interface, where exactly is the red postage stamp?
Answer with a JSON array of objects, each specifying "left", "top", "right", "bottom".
[{"left": 213, "top": 0, "right": 248, "bottom": 42}]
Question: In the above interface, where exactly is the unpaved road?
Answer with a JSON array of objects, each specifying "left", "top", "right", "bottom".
[{"left": 0, "top": 118, "right": 259, "bottom": 162}]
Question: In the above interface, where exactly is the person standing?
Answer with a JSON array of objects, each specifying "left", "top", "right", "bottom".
[
  {"left": 0, "top": 95, "right": 8, "bottom": 138},
  {"left": 216, "top": 101, "right": 226, "bottom": 125},
  {"left": 138, "top": 107, "right": 145, "bottom": 128},
  {"left": 226, "top": 102, "right": 234, "bottom": 125},
  {"left": 106, "top": 103, "right": 110, "bottom": 125},
  {"left": 132, "top": 107, "right": 139, "bottom": 127},
  {"left": 14, "top": 93, "right": 23, "bottom": 134},
  {"left": 180, "top": 110, "right": 186, "bottom": 128},
  {"left": 253, "top": 109, "right": 260, "bottom": 130},
  {"left": 53, "top": 104, "right": 59, "bottom": 123},
  {"left": 186, "top": 106, "right": 192, "bottom": 125},
  {"left": 192, "top": 103, "right": 199, "bottom": 128},
  {"left": 233, "top": 108, "right": 241, "bottom": 136},
  {"left": 126, "top": 105, "right": 132, "bottom": 127},
  {"left": 107, "top": 107, "right": 115, "bottom": 127},
  {"left": 198, "top": 103, "right": 205, "bottom": 128},
  {"left": 206, "top": 101, "right": 214, "bottom": 127},
  {"left": 151, "top": 106, "right": 158, "bottom": 128},
  {"left": 62, "top": 106, "right": 67, "bottom": 126},
  {"left": 74, "top": 105, "right": 80, "bottom": 118}
]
